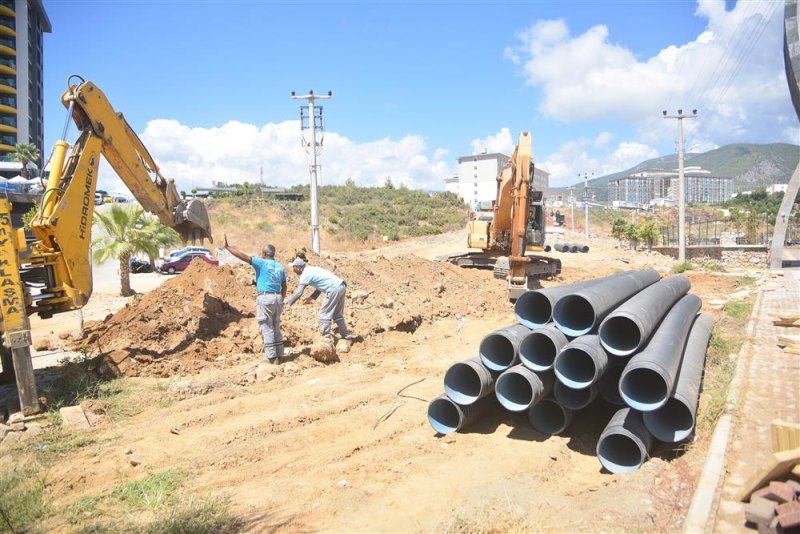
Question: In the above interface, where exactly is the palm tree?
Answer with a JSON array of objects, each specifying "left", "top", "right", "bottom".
[
  {"left": 10, "top": 142, "right": 41, "bottom": 184},
  {"left": 92, "top": 204, "right": 180, "bottom": 296}
]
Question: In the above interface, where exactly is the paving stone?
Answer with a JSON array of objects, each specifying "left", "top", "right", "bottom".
[
  {"left": 59, "top": 405, "right": 91, "bottom": 429},
  {"left": 776, "top": 500, "right": 800, "bottom": 529},
  {"left": 765, "top": 481, "right": 796, "bottom": 504},
  {"left": 746, "top": 496, "right": 778, "bottom": 526}
]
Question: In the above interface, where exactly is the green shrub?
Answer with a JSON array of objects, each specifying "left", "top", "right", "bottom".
[{"left": 671, "top": 261, "right": 693, "bottom": 273}]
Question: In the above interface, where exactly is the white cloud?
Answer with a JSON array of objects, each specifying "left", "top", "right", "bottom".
[
  {"left": 469, "top": 128, "right": 515, "bottom": 155},
  {"left": 96, "top": 119, "right": 453, "bottom": 194},
  {"left": 506, "top": 0, "right": 792, "bottom": 185}
]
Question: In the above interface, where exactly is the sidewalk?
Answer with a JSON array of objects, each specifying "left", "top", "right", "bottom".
[{"left": 709, "top": 269, "right": 800, "bottom": 531}]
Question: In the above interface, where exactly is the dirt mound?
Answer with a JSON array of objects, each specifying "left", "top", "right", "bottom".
[{"left": 73, "top": 254, "right": 510, "bottom": 377}]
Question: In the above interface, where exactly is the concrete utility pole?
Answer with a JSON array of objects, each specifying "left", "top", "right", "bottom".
[
  {"left": 567, "top": 186, "right": 575, "bottom": 232},
  {"left": 663, "top": 109, "right": 698, "bottom": 262},
  {"left": 291, "top": 90, "right": 332, "bottom": 254},
  {"left": 580, "top": 172, "right": 594, "bottom": 239}
]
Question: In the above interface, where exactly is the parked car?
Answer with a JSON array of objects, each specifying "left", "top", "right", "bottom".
[
  {"left": 167, "top": 246, "right": 212, "bottom": 258},
  {"left": 113, "top": 195, "right": 128, "bottom": 203},
  {"left": 159, "top": 252, "right": 219, "bottom": 274},
  {"left": 129, "top": 257, "right": 153, "bottom": 274}
]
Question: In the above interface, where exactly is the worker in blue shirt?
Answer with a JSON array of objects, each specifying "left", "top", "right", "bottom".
[
  {"left": 223, "top": 235, "right": 287, "bottom": 363},
  {"left": 285, "top": 257, "right": 353, "bottom": 341}
]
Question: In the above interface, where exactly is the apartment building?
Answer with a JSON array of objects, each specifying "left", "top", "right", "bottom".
[
  {"left": 0, "top": 0, "right": 50, "bottom": 175},
  {"left": 449, "top": 150, "right": 549, "bottom": 208},
  {"left": 608, "top": 167, "right": 732, "bottom": 206}
]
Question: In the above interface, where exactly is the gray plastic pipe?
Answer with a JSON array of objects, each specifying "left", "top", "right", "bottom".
[
  {"left": 528, "top": 398, "right": 575, "bottom": 435},
  {"left": 553, "top": 334, "right": 609, "bottom": 390},
  {"left": 514, "top": 271, "right": 633, "bottom": 329},
  {"left": 579, "top": 244, "right": 589, "bottom": 253},
  {"left": 568, "top": 244, "right": 579, "bottom": 253},
  {"left": 495, "top": 365, "right": 554, "bottom": 412},
  {"left": 443, "top": 357, "right": 495, "bottom": 405},
  {"left": 552, "top": 268, "right": 661, "bottom": 337},
  {"left": 596, "top": 407, "right": 653, "bottom": 473},
  {"left": 598, "top": 358, "right": 629, "bottom": 406},
  {"left": 479, "top": 324, "right": 531, "bottom": 372},
  {"left": 554, "top": 380, "right": 599, "bottom": 410},
  {"left": 518, "top": 325, "right": 569, "bottom": 371},
  {"left": 598, "top": 275, "right": 691, "bottom": 356},
  {"left": 643, "top": 313, "right": 714, "bottom": 442},
  {"left": 427, "top": 393, "right": 494, "bottom": 434},
  {"left": 554, "top": 242, "right": 569, "bottom": 252},
  {"left": 618, "top": 294, "right": 703, "bottom": 411}
]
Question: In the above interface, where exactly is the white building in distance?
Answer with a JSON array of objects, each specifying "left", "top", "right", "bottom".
[{"left": 447, "top": 150, "right": 549, "bottom": 208}]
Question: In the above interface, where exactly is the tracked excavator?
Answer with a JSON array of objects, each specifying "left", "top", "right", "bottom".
[
  {"left": 0, "top": 76, "right": 213, "bottom": 414},
  {"left": 436, "top": 131, "right": 560, "bottom": 300}
]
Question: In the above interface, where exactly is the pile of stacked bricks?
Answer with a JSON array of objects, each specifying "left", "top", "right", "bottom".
[{"left": 745, "top": 479, "right": 800, "bottom": 533}]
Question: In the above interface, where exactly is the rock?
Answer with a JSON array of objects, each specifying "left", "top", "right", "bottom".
[
  {"left": 9, "top": 422, "right": 24, "bottom": 432},
  {"left": 20, "top": 422, "right": 43, "bottom": 441},
  {"left": 0, "top": 423, "right": 9, "bottom": 439},
  {"left": 0, "top": 431, "right": 20, "bottom": 451},
  {"left": 310, "top": 339, "right": 339, "bottom": 363},
  {"left": 58, "top": 332, "right": 72, "bottom": 340},
  {"left": 335, "top": 339, "right": 350, "bottom": 353},
  {"left": 129, "top": 454, "right": 143, "bottom": 467},
  {"left": 255, "top": 363, "right": 275, "bottom": 382},
  {"left": 59, "top": 405, "right": 91, "bottom": 430},
  {"left": 6, "top": 412, "right": 24, "bottom": 425},
  {"left": 382, "top": 298, "right": 394, "bottom": 309},
  {"left": 33, "top": 338, "right": 51, "bottom": 351}
]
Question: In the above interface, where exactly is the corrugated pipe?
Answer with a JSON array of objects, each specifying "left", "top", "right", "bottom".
[
  {"left": 495, "top": 365, "right": 554, "bottom": 412},
  {"left": 598, "top": 357, "right": 629, "bottom": 406},
  {"left": 544, "top": 245, "right": 552, "bottom": 252},
  {"left": 596, "top": 407, "right": 653, "bottom": 473},
  {"left": 443, "top": 357, "right": 496, "bottom": 405},
  {"left": 528, "top": 398, "right": 575, "bottom": 435},
  {"left": 427, "top": 393, "right": 495, "bottom": 434},
  {"left": 568, "top": 244, "right": 579, "bottom": 253},
  {"left": 514, "top": 271, "right": 632, "bottom": 329},
  {"left": 552, "top": 268, "right": 661, "bottom": 337},
  {"left": 479, "top": 324, "right": 531, "bottom": 372},
  {"left": 643, "top": 313, "right": 714, "bottom": 442},
  {"left": 553, "top": 334, "right": 609, "bottom": 389},
  {"left": 598, "top": 275, "right": 691, "bottom": 356},
  {"left": 618, "top": 294, "right": 703, "bottom": 411},
  {"left": 554, "top": 242, "right": 570, "bottom": 252},
  {"left": 554, "top": 380, "right": 599, "bottom": 410},
  {"left": 518, "top": 325, "right": 569, "bottom": 371},
  {"left": 578, "top": 244, "right": 589, "bottom": 253}
]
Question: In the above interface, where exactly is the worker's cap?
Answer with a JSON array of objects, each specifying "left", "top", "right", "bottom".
[{"left": 289, "top": 257, "right": 306, "bottom": 267}]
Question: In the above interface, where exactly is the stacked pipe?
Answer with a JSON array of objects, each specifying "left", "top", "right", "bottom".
[
  {"left": 553, "top": 242, "right": 590, "bottom": 253},
  {"left": 428, "top": 269, "right": 714, "bottom": 475}
]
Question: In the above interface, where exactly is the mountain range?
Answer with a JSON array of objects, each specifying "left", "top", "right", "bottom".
[{"left": 549, "top": 143, "right": 799, "bottom": 202}]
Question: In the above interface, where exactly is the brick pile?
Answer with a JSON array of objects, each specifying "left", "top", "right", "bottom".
[{"left": 745, "top": 480, "right": 800, "bottom": 533}]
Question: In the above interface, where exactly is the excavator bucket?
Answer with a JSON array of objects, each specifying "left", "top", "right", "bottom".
[{"left": 175, "top": 199, "right": 213, "bottom": 244}]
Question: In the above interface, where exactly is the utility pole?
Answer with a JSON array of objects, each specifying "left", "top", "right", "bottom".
[
  {"left": 663, "top": 109, "right": 698, "bottom": 262},
  {"left": 579, "top": 172, "right": 593, "bottom": 240},
  {"left": 567, "top": 186, "right": 575, "bottom": 232},
  {"left": 292, "top": 89, "right": 332, "bottom": 254}
]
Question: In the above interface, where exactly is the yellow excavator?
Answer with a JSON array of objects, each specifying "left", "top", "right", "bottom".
[
  {"left": 0, "top": 76, "right": 213, "bottom": 414},
  {"left": 437, "top": 131, "right": 560, "bottom": 300}
]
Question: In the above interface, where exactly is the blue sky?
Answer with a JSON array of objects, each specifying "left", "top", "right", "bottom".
[{"left": 42, "top": 0, "right": 796, "bottom": 194}]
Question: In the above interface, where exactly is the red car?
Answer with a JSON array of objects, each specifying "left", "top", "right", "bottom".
[{"left": 159, "top": 252, "right": 219, "bottom": 274}]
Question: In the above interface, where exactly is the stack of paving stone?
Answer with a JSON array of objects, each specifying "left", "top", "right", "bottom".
[{"left": 427, "top": 269, "right": 714, "bottom": 473}]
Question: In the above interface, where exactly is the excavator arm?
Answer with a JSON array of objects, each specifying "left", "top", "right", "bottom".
[
  {"left": 0, "top": 77, "right": 213, "bottom": 413},
  {"left": 28, "top": 78, "right": 212, "bottom": 316}
]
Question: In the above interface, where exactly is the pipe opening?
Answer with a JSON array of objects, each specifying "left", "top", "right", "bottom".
[
  {"left": 427, "top": 397, "right": 462, "bottom": 434},
  {"left": 599, "top": 316, "right": 642, "bottom": 356},
  {"left": 529, "top": 399, "right": 568, "bottom": 435},
  {"left": 519, "top": 332, "right": 557, "bottom": 371},
  {"left": 444, "top": 363, "right": 482, "bottom": 405},
  {"left": 643, "top": 398, "right": 694, "bottom": 442},
  {"left": 554, "top": 347, "right": 596, "bottom": 389},
  {"left": 553, "top": 295, "right": 595, "bottom": 336},
  {"left": 619, "top": 368, "right": 668, "bottom": 411},
  {"left": 597, "top": 433, "right": 646, "bottom": 473},
  {"left": 496, "top": 372, "right": 534, "bottom": 412},
  {"left": 554, "top": 381, "right": 594, "bottom": 410},
  {"left": 479, "top": 334, "right": 516, "bottom": 371},
  {"left": 515, "top": 292, "right": 553, "bottom": 328}
]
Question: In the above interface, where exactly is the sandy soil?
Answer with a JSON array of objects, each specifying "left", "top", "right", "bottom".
[{"left": 19, "top": 224, "right": 761, "bottom": 532}]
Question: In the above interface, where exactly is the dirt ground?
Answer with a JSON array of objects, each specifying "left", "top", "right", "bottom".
[{"left": 19, "top": 224, "right": 761, "bottom": 532}]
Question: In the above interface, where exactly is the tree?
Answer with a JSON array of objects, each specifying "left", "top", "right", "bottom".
[
  {"left": 625, "top": 223, "right": 640, "bottom": 251},
  {"left": 92, "top": 204, "right": 179, "bottom": 296},
  {"left": 11, "top": 142, "right": 41, "bottom": 184},
  {"left": 611, "top": 217, "right": 627, "bottom": 246},
  {"left": 637, "top": 220, "right": 660, "bottom": 251}
]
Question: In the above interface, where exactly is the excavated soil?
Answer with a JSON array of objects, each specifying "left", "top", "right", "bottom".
[{"left": 73, "top": 254, "right": 510, "bottom": 377}]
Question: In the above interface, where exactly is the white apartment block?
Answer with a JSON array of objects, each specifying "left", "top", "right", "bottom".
[
  {"left": 449, "top": 150, "right": 549, "bottom": 208},
  {"left": 609, "top": 167, "right": 733, "bottom": 205}
]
